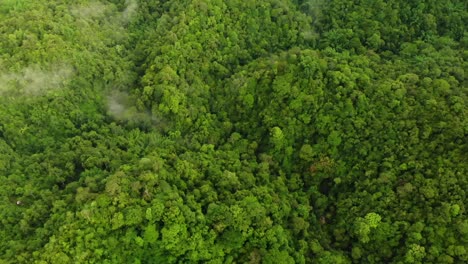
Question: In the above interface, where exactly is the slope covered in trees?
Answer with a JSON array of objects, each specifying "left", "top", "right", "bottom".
[{"left": 0, "top": 0, "right": 466, "bottom": 263}]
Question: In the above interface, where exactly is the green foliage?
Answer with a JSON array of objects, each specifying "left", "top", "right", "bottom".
[{"left": 0, "top": 0, "right": 466, "bottom": 263}]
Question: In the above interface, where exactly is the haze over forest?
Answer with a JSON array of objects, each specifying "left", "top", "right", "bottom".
[{"left": 0, "top": 0, "right": 466, "bottom": 263}]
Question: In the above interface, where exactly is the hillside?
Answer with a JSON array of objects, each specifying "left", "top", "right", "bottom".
[{"left": 0, "top": 0, "right": 466, "bottom": 263}]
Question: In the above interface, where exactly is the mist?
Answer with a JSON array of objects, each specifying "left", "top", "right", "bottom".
[
  {"left": 106, "top": 91, "right": 131, "bottom": 120},
  {"left": 70, "top": 1, "right": 110, "bottom": 20},
  {"left": 106, "top": 91, "right": 166, "bottom": 131},
  {"left": 122, "top": 0, "right": 138, "bottom": 22},
  {"left": 0, "top": 64, "right": 73, "bottom": 96}
]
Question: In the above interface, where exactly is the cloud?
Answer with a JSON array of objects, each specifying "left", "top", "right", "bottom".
[
  {"left": 122, "top": 0, "right": 138, "bottom": 23},
  {"left": 106, "top": 91, "right": 166, "bottom": 131},
  {"left": 107, "top": 91, "right": 129, "bottom": 119},
  {"left": 0, "top": 64, "right": 73, "bottom": 96},
  {"left": 70, "top": 2, "right": 110, "bottom": 20},
  {"left": 106, "top": 91, "right": 146, "bottom": 122}
]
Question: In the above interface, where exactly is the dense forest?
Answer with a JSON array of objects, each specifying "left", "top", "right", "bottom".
[{"left": 0, "top": 0, "right": 466, "bottom": 263}]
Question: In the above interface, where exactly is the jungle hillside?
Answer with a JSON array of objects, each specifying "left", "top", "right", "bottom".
[{"left": 0, "top": 0, "right": 467, "bottom": 263}]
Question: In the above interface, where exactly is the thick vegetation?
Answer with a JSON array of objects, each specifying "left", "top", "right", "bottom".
[{"left": 0, "top": 0, "right": 466, "bottom": 263}]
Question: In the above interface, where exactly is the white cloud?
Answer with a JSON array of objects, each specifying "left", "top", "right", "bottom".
[
  {"left": 70, "top": 1, "right": 110, "bottom": 20},
  {"left": 122, "top": 0, "right": 138, "bottom": 23},
  {"left": 0, "top": 64, "right": 73, "bottom": 96}
]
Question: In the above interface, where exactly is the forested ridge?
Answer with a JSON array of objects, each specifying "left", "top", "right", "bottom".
[{"left": 0, "top": 0, "right": 466, "bottom": 263}]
